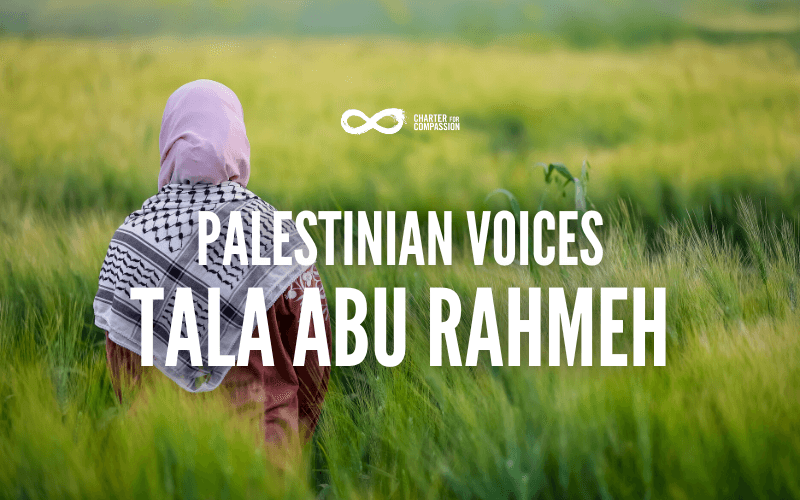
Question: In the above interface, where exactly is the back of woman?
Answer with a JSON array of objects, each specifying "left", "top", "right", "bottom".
[{"left": 94, "top": 79, "right": 331, "bottom": 447}]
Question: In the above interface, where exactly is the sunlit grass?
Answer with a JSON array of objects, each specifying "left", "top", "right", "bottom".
[{"left": 1, "top": 37, "right": 799, "bottom": 224}]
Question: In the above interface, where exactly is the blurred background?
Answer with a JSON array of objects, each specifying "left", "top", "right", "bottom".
[
  {"left": 1, "top": 0, "right": 798, "bottom": 46},
  {"left": 1, "top": 0, "right": 799, "bottom": 237}
]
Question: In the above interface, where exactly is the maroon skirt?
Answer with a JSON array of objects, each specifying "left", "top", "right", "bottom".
[{"left": 105, "top": 264, "right": 332, "bottom": 445}]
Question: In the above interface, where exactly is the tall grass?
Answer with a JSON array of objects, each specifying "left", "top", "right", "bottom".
[{"left": 1, "top": 199, "right": 799, "bottom": 499}]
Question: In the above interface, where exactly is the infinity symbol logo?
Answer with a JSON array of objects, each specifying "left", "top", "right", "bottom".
[{"left": 341, "top": 108, "right": 405, "bottom": 135}]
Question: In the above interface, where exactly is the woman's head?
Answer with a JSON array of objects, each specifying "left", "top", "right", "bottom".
[{"left": 158, "top": 79, "right": 250, "bottom": 190}]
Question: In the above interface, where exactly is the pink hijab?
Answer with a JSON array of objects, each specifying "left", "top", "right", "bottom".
[{"left": 158, "top": 79, "right": 250, "bottom": 190}]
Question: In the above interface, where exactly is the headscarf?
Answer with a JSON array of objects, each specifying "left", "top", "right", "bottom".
[{"left": 158, "top": 79, "right": 250, "bottom": 190}]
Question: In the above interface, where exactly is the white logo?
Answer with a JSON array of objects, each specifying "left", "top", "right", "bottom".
[{"left": 341, "top": 108, "right": 405, "bottom": 135}]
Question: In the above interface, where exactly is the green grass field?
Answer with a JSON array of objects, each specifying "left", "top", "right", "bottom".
[{"left": 2, "top": 13, "right": 800, "bottom": 499}]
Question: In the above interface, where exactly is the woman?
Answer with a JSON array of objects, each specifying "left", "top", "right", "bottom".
[{"left": 93, "top": 79, "right": 331, "bottom": 446}]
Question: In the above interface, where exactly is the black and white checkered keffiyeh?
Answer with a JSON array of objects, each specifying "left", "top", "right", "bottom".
[{"left": 93, "top": 181, "right": 311, "bottom": 392}]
